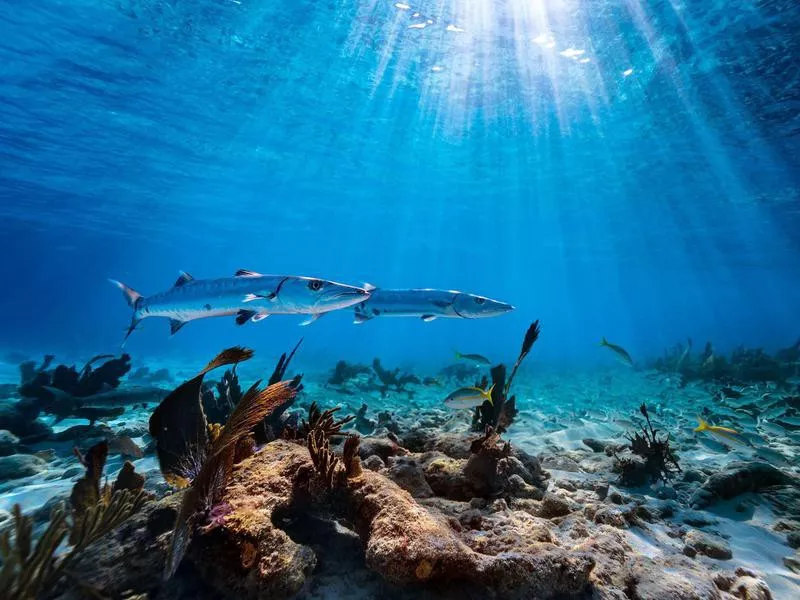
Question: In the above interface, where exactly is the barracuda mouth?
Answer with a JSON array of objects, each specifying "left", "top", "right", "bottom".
[{"left": 320, "top": 288, "right": 370, "bottom": 307}]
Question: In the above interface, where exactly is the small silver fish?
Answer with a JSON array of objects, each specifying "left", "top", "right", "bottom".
[
  {"left": 443, "top": 385, "right": 495, "bottom": 409},
  {"left": 599, "top": 337, "right": 634, "bottom": 367},
  {"left": 455, "top": 351, "right": 491, "bottom": 365}
]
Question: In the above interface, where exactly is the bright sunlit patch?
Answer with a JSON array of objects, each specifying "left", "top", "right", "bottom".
[
  {"left": 533, "top": 33, "right": 556, "bottom": 48},
  {"left": 395, "top": 2, "right": 410, "bottom": 9},
  {"left": 579, "top": 58, "right": 591, "bottom": 64},
  {"left": 408, "top": 22, "right": 427, "bottom": 29},
  {"left": 559, "top": 48, "right": 585, "bottom": 59},
  {"left": 623, "top": 68, "right": 634, "bottom": 77},
  {"left": 446, "top": 24, "right": 465, "bottom": 33},
  {"left": 431, "top": 65, "right": 444, "bottom": 72}
]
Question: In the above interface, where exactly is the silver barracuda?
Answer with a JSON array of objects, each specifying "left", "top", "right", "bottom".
[
  {"left": 353, "top": 288, "right": 514, "bottom": 324},
  {"left": 111, "top": 269, "right": 372, "bottom": 343}
]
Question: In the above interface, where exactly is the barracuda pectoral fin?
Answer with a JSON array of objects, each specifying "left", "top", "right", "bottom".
[
  {"left": 299, "top": 313, "right": 324, "bottom": 326},
  {"left": 353, "top": 313, "right": 371, "bottom": 324},
  {"left": 169, "top": 319, "right": 188, "bottom": 335},
  {"left": 236, "top": 310, "right": 270, "bottom": 325},
  {"left": 432, "top": 300, "right": 450, "bottom": 308},
  {"left": 243, "top": 292, "right": 276, "bottom": 302},
  {"left": 421, "top": 315, "right": 437, "bottom": 322}
]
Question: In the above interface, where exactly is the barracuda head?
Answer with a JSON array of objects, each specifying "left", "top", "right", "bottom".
[
  {"left": 282, "top": 277, "right": 372, "bottom": 313},
  {"left": 452, "top": 292, "right": 514, "bottom": 319}
]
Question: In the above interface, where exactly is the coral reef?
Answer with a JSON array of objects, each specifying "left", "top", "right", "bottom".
[
  {"left": 1, "top": 437, "right": 145, "bottom": 599},
  {"left": 352, "top": 403, "right": 376, "bottom": 434},
  {"left": 1, "top": 354, "right": 134, "bottom": 440},
  {"left": 202, "top": 365, "right": 244, "bottom": 425},
  {"left": 327, "top": 360, "right": 371, "bottom": 386},
  {"left": 151, "top": 347, "right": 300, "bottom": 578},
  {"left": 371, "top": 359, "right": 420, "bottom": 396},
  {"left": 653, "top": 337, "right": 799, "bottom": 386},
  {"left": 150, "top": 347, "right": 254, "bottom": 485},
  {"left": 255, "top": 338, "right": 303, "bottom": 444},
  {"left": 473, "top": 320, "right": 540, "bottom": 433},
  {"left": 613, "top": 403, "right": 681, "bottom": 486},
  {"left": 4, "top": 331, "right": 796, "bottom": 599}
]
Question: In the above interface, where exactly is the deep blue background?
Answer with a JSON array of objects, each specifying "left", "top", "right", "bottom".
[{"left": 1, "top": 0, "right": 798, "bottom": 369}]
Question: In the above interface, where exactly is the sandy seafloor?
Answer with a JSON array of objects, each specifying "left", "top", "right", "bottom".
[{"left": 1, "top": 352, "right": 799, "bottom": 599}]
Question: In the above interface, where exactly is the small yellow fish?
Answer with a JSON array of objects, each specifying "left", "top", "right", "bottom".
[
  {"left": 599, "top": 337, "right": 634, "bottom": 367},
  {"left": 694, "top": 417, "right": 751, "bottom": 449},
  {"left": 444, "top": 384, "right": 495, "bottom": 409}
]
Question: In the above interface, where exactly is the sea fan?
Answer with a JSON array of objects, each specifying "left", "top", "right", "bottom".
[
  {"left": 164, "top": 379, "right": 298, "bottom": 580},
  {"left": 505, "top": 320, "right": 540, "bottom": 395}
]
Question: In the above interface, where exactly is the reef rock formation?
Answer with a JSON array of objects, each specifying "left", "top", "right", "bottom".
[{"left": 190, "top": 440, "right": 594, "bottom": 599}]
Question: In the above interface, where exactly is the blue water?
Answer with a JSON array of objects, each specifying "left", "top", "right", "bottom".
[{"left": 0, "top": 0, "right": 798, "bottom": 368}]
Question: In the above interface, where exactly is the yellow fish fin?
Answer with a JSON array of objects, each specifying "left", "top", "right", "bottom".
[
  {"left": 709, "top": 425, "right": 740, "bottom": 436},
  {"left": 484, "top": 383, "right": 495, "bottom": 405},
  {"left": 694, "top": 417, "right": 709, "bottom": 432}
]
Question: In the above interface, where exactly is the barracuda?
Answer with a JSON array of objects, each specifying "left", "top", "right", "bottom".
[
  {"left": 111, "top": 269, "right": 371, "bottom": 343},
  {"left": 353, "top": 288, "right": 514, "bottom": 323}
]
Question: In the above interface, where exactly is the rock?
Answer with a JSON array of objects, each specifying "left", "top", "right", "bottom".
[
  {"left": 60, "top": 466, "right": 83, "bottom": 479},
  {"left": 362, "top": 455, "right": 384, "bottom": 471},
  {"left": 419, "top": 452, "right": 475, "bottom": 500},
  {"left": 690, "top": 461, "right": 797, "bottom": 508},
  {"left": 684, "top": 529, "right": 732, "bottom": 560},
  {"left": 51, "top": 494, "right": 206, "bottom": 599},
  {"left": 358, "top": 434, "right": 408, "bottom": 462},
  {"left": 51, "top": 424, "right": 114, "bottom": 442},
  {"left": 582, "top": 438, "right": 614, "bottom": 452},
  {"left": 787, "top": 531, "right": 800, "bottom": 549},
  {"left": 539, "top": 492, "right": 573, "bottom": 518},
  {"left": 0, "top": 429, "right": 19, "bottom": 456},
  {"left": 540, "top": 454, "right": 582, "bottom": 472},
  {"left": 593, "top": 506, "right": 633, "bottom": 529},
  {"left": 146, "top": 504, "right": 178, "bottom": 537},
  {"left": 195, "top": 440, "right": 595, "bottom": 599},
  {"left": 384, "top": 456, "right": 434, "bottom": 498},
  {"left": 0, "top": 453, "right": 48, "bottom": 482},
  {"left": 190, "top": 441, "right": 318, "bottom": 599},
  {"left": 683, "top": 469, "right": 706, "bottom": 483},
  {"left": 784, "top": 554, "right": 800, "bottom": 574},
  {"left": 401, "top": 429, "right": 472, "bottom": 458},
  {"left": 505, "top": 474, "right": 543, "bottom": 499},
  {"left": 729, "top": 574, "right": 773, "bottom": 599},
  {"left": 626, "top": 556, "right": 724, "bottom": 599},
  {"left": 681, "top": 510, "right": 720, "bottom": 527}
]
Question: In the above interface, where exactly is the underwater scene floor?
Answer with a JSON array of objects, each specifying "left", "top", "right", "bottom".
[{"left": 1, "top": 338, "right": 799, "bottom": 599}]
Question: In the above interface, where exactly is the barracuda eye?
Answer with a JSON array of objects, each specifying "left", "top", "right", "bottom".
[
  {"left": 308, "top": 279, "right": 323, "bottom": 292},
  {"left": 475, "top": 297, "right": 485, "bottom": 305}
]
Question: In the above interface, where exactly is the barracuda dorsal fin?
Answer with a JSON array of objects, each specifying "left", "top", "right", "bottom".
[
  {"left": 235, "top": 269, "right": 263, "bottom": 277},
  {"left": 174, "top": 271, "right": 194, "bottom": 287},
  {"left": 169, "top": 319, "right": 187, "bottom": 335}
]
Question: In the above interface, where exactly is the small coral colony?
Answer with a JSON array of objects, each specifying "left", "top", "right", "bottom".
[{"left": 1, "top": 270, "right": 799, "bottom": 599}]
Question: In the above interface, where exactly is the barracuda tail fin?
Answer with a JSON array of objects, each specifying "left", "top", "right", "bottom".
[
  {"left": 109, "top": 279, "right": 143, "bottom": 346},
  {"left": 109, "top": 279, "right": 142, "bottom": 308}
]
